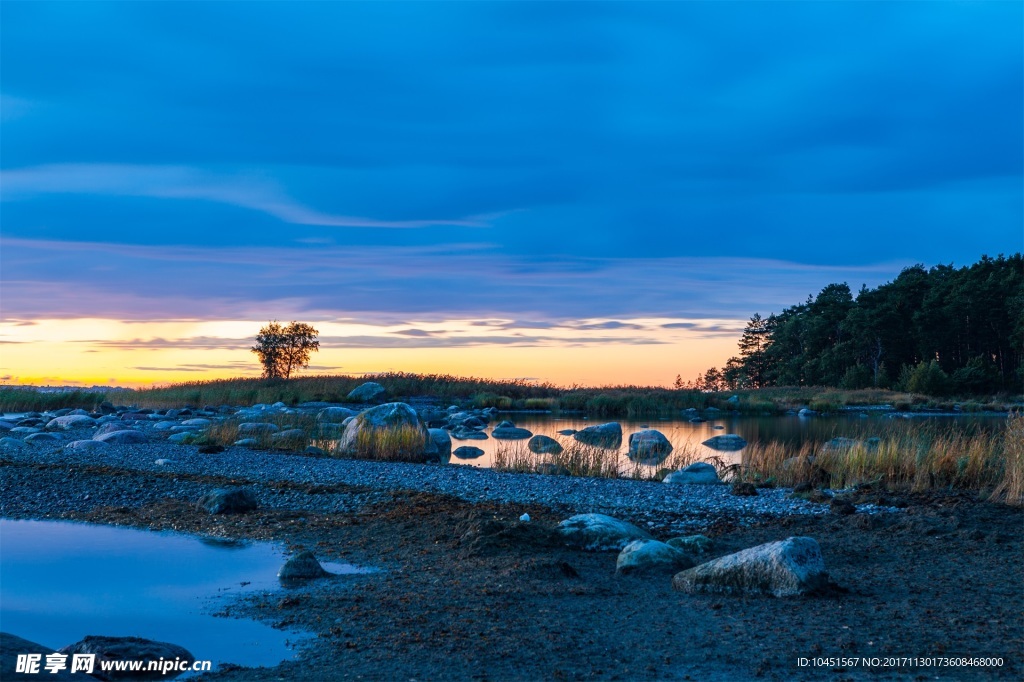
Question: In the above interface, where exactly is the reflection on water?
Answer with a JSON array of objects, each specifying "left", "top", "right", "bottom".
[
  {"left": 438, "top": 413, "right": 1007, "bottom": 471},
  {"left": 0, "top": 520, "right": 303, "bottom": 674}
]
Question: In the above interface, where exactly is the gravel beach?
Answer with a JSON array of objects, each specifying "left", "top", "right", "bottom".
[{"left": 2, "top": 408, "right": 1021, "bottom": 681}]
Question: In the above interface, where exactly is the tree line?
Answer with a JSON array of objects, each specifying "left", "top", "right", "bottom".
[{"left": 680, "top": 254, "right": 1023, "bottom": 396}]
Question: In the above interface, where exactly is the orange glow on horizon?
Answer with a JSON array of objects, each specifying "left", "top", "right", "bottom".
[{"left": 0, "top": 317, "right": 741, "bottom": 388}]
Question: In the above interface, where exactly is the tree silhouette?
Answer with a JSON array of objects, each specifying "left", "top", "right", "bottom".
[{"left": 251, "top": 321, "right": 320, "bottom": 379}]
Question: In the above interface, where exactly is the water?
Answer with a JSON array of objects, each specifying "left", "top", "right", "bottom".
[
  {"left": 0, "top": 520, "right": 364, "bottom": 674},
  {"left": 446, "top": 412, "right": 1007, "bottom": 470}
]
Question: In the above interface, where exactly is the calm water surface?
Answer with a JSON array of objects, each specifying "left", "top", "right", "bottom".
[
  {"left": 448, "top": 413, "right": 1007, "bottom": 471},
  {"left": 0, "top": 520, "right": 329, "bottom": 674}
]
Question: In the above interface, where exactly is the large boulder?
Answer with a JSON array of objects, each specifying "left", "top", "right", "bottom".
[
  {"left": 94, "top": 430, "right": 149, "bottom": 445},
  {"left": 197, "top": 488, "right": 258, "bottom": 514},
  {"left": 60, "top": 636, "right": 194, "bottom": 680},
  {"left": 627, "top": 430, "right": 673, "bottom": 464},
  {"left": 93, "top": 421, "right": 128, "bottom": 436},
  {"left": 573, "top": 422, "right": 623, "bottom": 449},
  {"left": 701, "top": 434, "right": 748, "bottom": 451},
  {"left": 279, "top": 550, "right": 330, "bottom": 581},
  {"left": 346, "top": 382, "right": 385, "bottom": 402},
  {"left": 336, "top": 402, "right": 439, "bottom": 463},
  {"left": 528, "top": 435, "right": 563, "bottom": 455},
  {"left": 664, "top": 462, "right": 721, "bottom": 485},
  {"left": 616, "top": 540, "right": 695, "bottom": 575},
  {"left": 45, "top": 415, "right": 96, "bottom": 430},
  {"left": 672, "top": 536, "right": 829, "bottom": 597},
  {"left": 557, "top": 513, "right": 653, "bottom": 551}
]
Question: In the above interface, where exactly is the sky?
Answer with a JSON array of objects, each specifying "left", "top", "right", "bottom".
[{"left": 1, "top": 1, "right": 1021, "bottom": 387}]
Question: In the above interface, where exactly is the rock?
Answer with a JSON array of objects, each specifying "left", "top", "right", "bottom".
[
  {"left": 451, "top": 427, "right": 488, "bottom": 441},
  {"left": 616, "top": 539, "right": 695, "bottom": 575},
  {"left": 99, "top": 401, "right": 117, "bottom": 414},
  {"left": 519, "top": 514, "right": 531, "bottom": 523},
  {"left": 154, "top": 458, "right": 174, "bottom": 466},
  {"left": 712, "top": 425, "right": 725, "bottom": 430},
  {"left": 346, "top": 382, "right": 386, "bottom": 402},
  {"left": 279, "top": 550, "right": 330, "bottom": 581},
  {"left": 9, "top": 427, "right": 40, "bottom": 435},
  {"left": 798, "top": 408, "right": 818, "bottom": 417},
  {"left": 152, "top": 421, "right": 177, "bottom": 431},
  {"left": 0, "top": 420, "right": 13, "bottom": 432},
  {"left": 1, "top": 633, "right": 79, "bottom": 680},
  {"left": 317, "top": 407, "right": 357, "bottom": 423},
  {"left": 557, "top": 513, "right": 653, "bottom": 551},
  {"left": 64, "top": 439, "right": 110, "bottom": 454},
  {"left": 726, "top": 395, "right": 740, "bottom": 405},
  {"left": 93, "top": 421, "right": 129, "bottom": 436},
  {"left": 180, "top": 418, "right": 212, "bottom": 427},
  {"left": 672, "top": 536, "right": 829, "bottom": 597},
  {"left": 664, "top": 462, "right": 721, "bottom": 485},
  {"left": 627, "top": 429, "right": 672, "bottom": 464},
  {"left": 94, "top": 430, "right": 149, "bottom": 445},
  {"left": 234, "top": 438, "right": 259, "bottom": 448},
  {"left": 492, "top": 424, "right": 533, "bottom": 440},
  {"left": 168, "top": 431, "right": 204, "bottom": 444},
  {"left": 666, "top": 534, "right": 714, "bottom": 555},
  {"left": 689, "top": 417, "right": 706, "bottom": 423},
  {"left": 731, "top": 481, "right": 758, "bottom": 496},
  {"left": 60, "top": 635, "right": 194, "bottom": 680},
  {"left": 237, "top": 422, "right": 279, "bottom": 435},
  {"left": 270, "top": 429, "right": 307, "bottom": 447},
  {"left": 556, "top": 428, "right": 577, "bottom": 435},
  {"left": 701, "top": 434, "right": 748, "bottom": 451},
  {"left": 452, "top": 446, "right": 485, "bottom": 459},
  {"left": 336, "top": 402, "right": 439, "bottom": 463},
  {"left": 572, "top": 422, "right": 622, "bottom": 449},
  {"left": 45, "top": 415, "right": 96, "bottom": 430},
  {"left": 197, "top": 487, "right": 258, "bottom": 514},
  {"left": 528, "top": 435, "right": 563, "bottom": 454},
  {"left": 24, "top": 432, "right": 60, "bottom": 443},
  {"left": 428, "top": 428, "right": 452, "bottom": 459}
]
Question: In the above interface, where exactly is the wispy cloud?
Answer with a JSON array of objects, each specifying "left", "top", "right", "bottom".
[{"left": 0, "top": 164, "right": 495, "bottom": 229}]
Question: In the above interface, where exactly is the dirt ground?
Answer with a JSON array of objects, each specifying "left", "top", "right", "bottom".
[{"left": 55, "top": 476, "right": 1022, "bottom": 682}]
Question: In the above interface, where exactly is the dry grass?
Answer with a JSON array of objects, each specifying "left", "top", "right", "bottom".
[
  {"left": 739, "top": 414, "right": 1022, "bottom": 505},
  {"left": 492, "top": 438, "right": 710, "bottom": 481},
  {"left": 343, "top": 423, "right": 430, "bottom": 462}
]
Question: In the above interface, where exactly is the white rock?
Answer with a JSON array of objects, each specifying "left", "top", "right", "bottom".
[
  {"left": 672, "top": 536, "right": 829, "bottom": 597},
  {"left": 557, "top": 513, "right": 653, "bottom": 551}
]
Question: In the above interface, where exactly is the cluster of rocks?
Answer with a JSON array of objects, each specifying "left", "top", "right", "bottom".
[{"left": 557, "top": 512, "right": 830, "bottom": 597}]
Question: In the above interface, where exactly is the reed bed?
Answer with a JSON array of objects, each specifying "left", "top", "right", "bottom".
[
  {"left": 491, "top": 438, "right": 707, "bottom": 481},
  {"left": 740, "top": 414, "right": 1023, "bottom": 505}
]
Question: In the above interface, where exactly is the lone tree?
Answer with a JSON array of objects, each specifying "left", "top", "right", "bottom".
[{"left": 251, "top": 321, "right": 320, "bottom": 379}]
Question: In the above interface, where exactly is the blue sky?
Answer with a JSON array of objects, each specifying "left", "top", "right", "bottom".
[{"left": 0, "top": 1, "right": 1021, "bottom": 384}]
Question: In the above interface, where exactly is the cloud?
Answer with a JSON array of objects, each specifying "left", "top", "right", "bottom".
[{"left": 0, "top": 164, "right": 495, "bottom": 229}]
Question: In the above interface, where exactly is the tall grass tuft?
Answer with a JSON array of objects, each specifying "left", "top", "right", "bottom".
[
  {"left": 344, "top": 424, "right": 430, "bottom": 462},
  {"left": 0, "top": 388, "right": 109, "bottom": 413}
]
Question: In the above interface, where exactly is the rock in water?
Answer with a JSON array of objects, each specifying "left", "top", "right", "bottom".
[
  {"left": 428, "top": 428, "right": 452, "bottom": 460},
  {"left": 557, "top": 513, "right": 653, "bottom": 551},
  {"left": 701, "top": 434, "right": 748, "bottom": 451},
  {"left": 197, "top": 487, "right": 258, "bottom": 514},
  {"left": 627, "top": 429, "right": 673, "bottom": 464},
  {"left": 59, "top": 636, "right": 195, "bottom": 680},
  {"left": 452, "top": 446, "right": 485, "bottom": 459},
  {"left": 528, "top": 435, "right": 563, "bottom": 454},
  {"left": 346, "top": 382, "right": 385, "bottom": 402},
  {"left": 279, "top": 550, "right": 330, "bottom": 581},
  {"left": 672, "top": 536, "right": 829, "bottom": 597},
  {"left": 616, "top": 540, "right": 695, "bottom": 575},
  {"left": 663, "top": 462, "right": 721, "bottom": 485},
  {"left": 492, "top": 424, "right": 533, "bottom": 440},
  {"left": 572, "top": 422, "right": 623, "bottom": 449}
]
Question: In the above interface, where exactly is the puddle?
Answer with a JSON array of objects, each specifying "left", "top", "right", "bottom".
[{"left": 0, "top": 519, "right": 364, "bottom": 674}]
